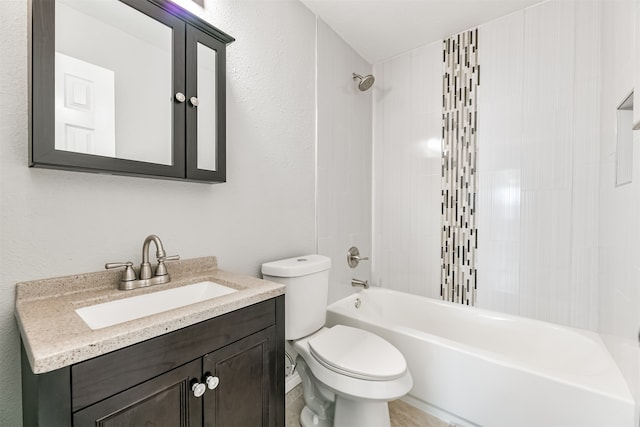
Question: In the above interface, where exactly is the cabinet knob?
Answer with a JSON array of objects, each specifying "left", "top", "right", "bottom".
[
  {"left": 189, "top": 96, "right": 199, "bottom": 107},
  {"left": 205, "top": 375, "right": 219, "bottom": 390},
  {"left": 192, "top": 382, "right": 206, "bottom": 398},
  {"left": 175, "top": 92, "right": 186, "bottom": 103}
]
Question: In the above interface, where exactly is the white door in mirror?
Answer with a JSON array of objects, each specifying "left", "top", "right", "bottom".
[{"left": 55, "top": 53, "right": 116, "bottom": 157}]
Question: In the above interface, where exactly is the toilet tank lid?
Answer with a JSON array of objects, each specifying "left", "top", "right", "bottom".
[{"left": 261, "top": 255, "right": 331, "bottom": 277}]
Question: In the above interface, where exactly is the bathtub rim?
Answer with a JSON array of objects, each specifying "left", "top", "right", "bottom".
[{"left": 326, "top": 287, "right": 634, "bottom": 406}]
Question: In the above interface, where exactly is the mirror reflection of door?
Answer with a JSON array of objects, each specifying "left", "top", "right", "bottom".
[
  {"left": 55, "top": 0, "right": 173, "bottom": 165},
  {"left": 55, "top": 53, "right": 116, "bottom": 157}
]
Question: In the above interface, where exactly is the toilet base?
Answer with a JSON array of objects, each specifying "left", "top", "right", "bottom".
[
  {"left": 295, "top": 351, "right": 397, "bottom": 427},
  {"left": 300, "top": 398, "right": 391, "bottom": 427},
  {"left": 333, "top": 396, "right": 391, "bottom": 427},
  {"left": 300, "top": 405, "right": 333, "bottom": 427}
]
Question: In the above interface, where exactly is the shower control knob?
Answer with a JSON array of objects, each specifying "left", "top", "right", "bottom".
[
  {"left": 189, "top": 96, "right": 199, "bottom": 107},
  {"left": 347, "top": 246, "right": 369, "bottom": 268},
  {"left": 205, "top": 375, "right": 219, "bottom": 390},
  {"left": 192, "top": 382, "right": 206, "bottom": 398},
  {"left": 175, "top": 92, "right": 186, "bottom": 103}
]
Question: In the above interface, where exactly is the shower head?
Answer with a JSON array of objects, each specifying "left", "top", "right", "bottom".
[{"left": 352, "top": 73, "right": 375, "bottom": 91}]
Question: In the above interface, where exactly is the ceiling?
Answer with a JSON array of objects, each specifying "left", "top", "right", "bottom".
[{"left": 300, "top": 0, "right": 543, "bottom": 63}]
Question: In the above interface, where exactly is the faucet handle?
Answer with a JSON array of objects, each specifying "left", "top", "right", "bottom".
[
  {"left": 105, "top": 262, "right": 137, "bottom": 282},
  {"left": 155, "top": 255, "right": 180, "bottom": 277}
]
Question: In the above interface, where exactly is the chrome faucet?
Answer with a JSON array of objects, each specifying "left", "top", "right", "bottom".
[{"left": 106, "top": 235, "right": 180, "bottom": 290}]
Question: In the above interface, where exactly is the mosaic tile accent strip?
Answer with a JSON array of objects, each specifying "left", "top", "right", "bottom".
[{"left": 441, "top": 29, "right": 479, "bottom": 306}]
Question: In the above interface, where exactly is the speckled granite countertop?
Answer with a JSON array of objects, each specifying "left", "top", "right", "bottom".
[{"left": 15, "top": 256, "right": 285, "bottom": 374}]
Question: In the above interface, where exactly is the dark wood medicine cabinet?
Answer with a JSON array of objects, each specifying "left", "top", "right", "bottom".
[{"left": 30, "top": 0, "right": 235, "bottom": 183}]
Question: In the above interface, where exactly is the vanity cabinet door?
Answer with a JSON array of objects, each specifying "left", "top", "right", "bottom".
[
  {"left": 73, "top": 359, "right": 203, "bottom": 427},
  {"left": 185, "top": 25, "right": 227, "bottom": 182},
  {"left": 202, "top": 327, "right": 277, "bottom": 427}
]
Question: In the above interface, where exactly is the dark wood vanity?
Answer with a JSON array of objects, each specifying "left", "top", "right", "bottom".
[
  {"left": 16, "top": 257, "right": 285, "bottom": 427},
  {"left": 22, "top": 297, "right": 284, "bottom": 426}
]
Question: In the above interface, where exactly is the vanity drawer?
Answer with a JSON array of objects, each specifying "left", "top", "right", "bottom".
[{"left": 71, "top": 298, "right": 276, "bottom": 412}]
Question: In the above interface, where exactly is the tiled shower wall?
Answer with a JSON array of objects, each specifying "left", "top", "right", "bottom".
[
  {"left": 477, "top": 0, "right": 600, "bottom": 329},
  {"left": 441, "top": 30, "right": 479, "bottom": 305},
  {"left": 316, "top": 18, "right": 373, "bottom": 304},
  {"left": 373, "top": 0, "right": 600, "bottom": 330},
  {"left": 372, "top": 42, "right": 442, "bottom": 298},
  {"left": 598, "top": 0, "right": 640, "bottom": 416}
]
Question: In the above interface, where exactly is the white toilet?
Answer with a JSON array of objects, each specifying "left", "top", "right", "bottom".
[{"left": 261, "top": 255, "right": 412, "bottom": 427}]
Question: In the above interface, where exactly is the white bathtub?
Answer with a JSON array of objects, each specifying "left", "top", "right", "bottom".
[{"left": 326, "top": 288, "right": 634, "bottom": 427}]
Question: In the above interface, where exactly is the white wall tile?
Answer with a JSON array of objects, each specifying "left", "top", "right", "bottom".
[
  {"left": 316, "top": 18, "right": 373, "bottom": 304},
  {"left": 475, "top": 0, "right": 600, "bottom": 330},
  {"left": 372, "top": 41, "right": 441, "bottom": 297},
  {"left": 477, "top": 10, "right": 524, "bottom": 314},
  {"left": 376, "top": 53, "right": 412, "bottom": 293},
  {"left": 570, "top": 1, "right": 600, "bottom": 335},
  {"left": 598, "top": 0, "right": 640, "bottom": 415}
]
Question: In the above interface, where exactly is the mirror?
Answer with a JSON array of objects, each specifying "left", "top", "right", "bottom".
[
  {"left": 196, "top": 42, "right": 217, "bottom": 171},
  {"left": 54, "top": 0, "right": 173, "bottom": 165},
  {"left": 31, "top": 0, "right": 234, "bottom": 181}
]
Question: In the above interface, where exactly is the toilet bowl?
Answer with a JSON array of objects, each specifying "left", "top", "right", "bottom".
[
  {"left": 261, "top": 255, "right": 412, "bottom": 427},
  {"left": 295, "top": 326, "right": 413, "bottom": 427}
]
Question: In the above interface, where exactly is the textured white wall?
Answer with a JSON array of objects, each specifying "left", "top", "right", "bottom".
[
  {"left": 598, "top": 0, "right": 640, "bottom": 420},
  {"left": 316, "top": 18, "right": 373, "bottom": 304},
  {"left": 0, "top": 0, "right": 316, "bottom": 424},
  {"left": 371, "top": 42, "right": 443, "bottom": 299}
]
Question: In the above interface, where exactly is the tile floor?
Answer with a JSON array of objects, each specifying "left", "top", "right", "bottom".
[{"left": 285, "top": 385, "right": 449, "bottom": 427}]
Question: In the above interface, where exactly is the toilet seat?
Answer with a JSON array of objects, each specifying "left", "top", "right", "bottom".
[
  {"left": 308, "top": 325, "right": 407, "bottom": 381},
  {"left": 294, "top": 327, "right": 413, "bottom": 401}
]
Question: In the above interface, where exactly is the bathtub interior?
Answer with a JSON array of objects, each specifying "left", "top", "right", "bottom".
[{"left": 326, "top": 288, "right": 635, "bottom": 427}]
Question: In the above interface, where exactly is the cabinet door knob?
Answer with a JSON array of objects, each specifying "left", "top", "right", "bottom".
[
  {"left": 205, "top": 375, "right": 219, "bottom": 390},
  {"left": 192, "top": 382, "right": 206, "bottom": 397},
  {"left": 175, "top": 92, "right": 186, "bottom": 103},
  {"left": 189, "top": 96, "right": 199, "bottom": 107}
]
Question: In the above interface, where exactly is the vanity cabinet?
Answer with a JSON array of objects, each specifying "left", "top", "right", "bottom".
[
  {"left": 203, "top": 329, "right": 277, "bottom": 426},
  {"left": 21, "top": 297, "right": 285, "bottom": 427},
  {"left": 31, "top": 0, "right": 234, "bottom": 182},
  {"left": 73, "top": 359, "right": 203, "bottom": 427}
]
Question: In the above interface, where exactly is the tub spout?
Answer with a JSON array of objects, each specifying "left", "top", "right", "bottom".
[{"left": 351, "top": 278, "right": 369, "bottom": 289}]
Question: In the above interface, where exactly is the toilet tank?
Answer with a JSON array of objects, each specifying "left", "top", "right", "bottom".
[{"left": 261, "top": 255, "right": 331, "bottom": 340}]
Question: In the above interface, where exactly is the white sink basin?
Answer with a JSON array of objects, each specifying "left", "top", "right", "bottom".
[{"left": 75, "top": 281, "right": 238, "bottom": 330}]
